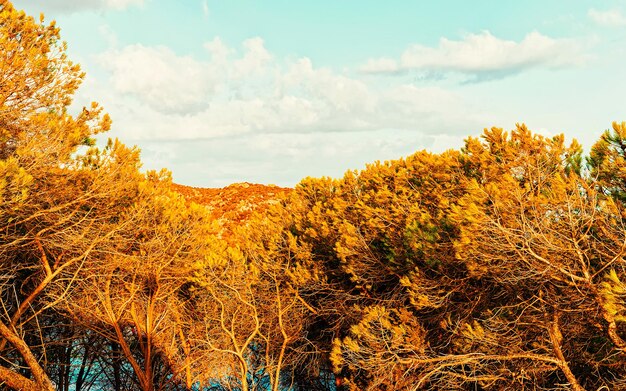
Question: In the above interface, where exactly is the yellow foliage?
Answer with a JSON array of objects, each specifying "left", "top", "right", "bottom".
[{"left": 601, "top": 270, "right": 626, "bottom": 321}]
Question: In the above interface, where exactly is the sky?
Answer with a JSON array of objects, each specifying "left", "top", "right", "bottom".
[{"left": 12, "top": 0, "right": 626, "bottom": 187}]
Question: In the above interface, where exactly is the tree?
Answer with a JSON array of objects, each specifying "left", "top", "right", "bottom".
[
  {"left": 292, "top": 152, "right": 471, "bottom": 390},
  {"left": 323, "top": 125, "right": 626, "bottom": 390},
  {"left": 0, "top": 3, "right": 205, "bottom": 390},
  {"left": 0, "top": 2, "right": 115, "bottom": 389},
  {"left": 449, "top": 126, "right": 625, "bottom": 390},
  {"left": 589, "top": 121, "right": 626, "bottom": 204},
  {"left": 190, "top": 195, "right": 317, "bottom": 391},
  {"left": 60, "top": 171, "right": 215, "bottom": 391}
]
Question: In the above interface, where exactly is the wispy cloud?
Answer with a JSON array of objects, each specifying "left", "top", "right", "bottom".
[
  {"left": 201, "top": 0, "right": 209, "bottom": 18},
  {"left": 588, "top": 8, "right": 626, "bottom": 27},
  {"left": 360, "top": 31, "right": 586, "bottom": 82}
]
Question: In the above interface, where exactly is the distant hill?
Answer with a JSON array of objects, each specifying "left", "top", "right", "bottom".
[{"left": 172, "top": 182, "right": 292, "bottom": 231}]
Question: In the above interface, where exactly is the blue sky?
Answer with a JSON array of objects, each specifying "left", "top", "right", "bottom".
[{"left": 13, "top": 0, "right": 626, "bottom": 187}]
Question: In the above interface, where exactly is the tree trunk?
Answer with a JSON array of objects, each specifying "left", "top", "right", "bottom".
[{"left": 0, "top": 321, "right": 55, "bottom": 391}]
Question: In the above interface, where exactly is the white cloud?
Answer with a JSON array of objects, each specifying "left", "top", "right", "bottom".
[
  {"left": 21, "top": 0, "right": 143, "bottom": 13},
  {"left": 91, "top": 59, "right": 482, "bottom": 140},
  {"left": 84, "top": 37, "right": 492, "bottom": 148},
  {"left": 360, "top": 58, "right": 401, "bottom": 74},
  {"left": 98, "top": 38, "right": 279, "bottom": 115},
  {"left": 588, "top": 8, "right": 626, "bottom": 27},
  {"left": 98, "top": 45, "right": 218, "bottom": 114},
  {"left": 281, "top": 58, "right": 375, "bottom": 114},
  {"left": 361, "top": 31, "right": 585, "bottom": 81},
  {"left": 204, "top": 37, "right": 233, "bottom": 63},
  {"left": 104, "top": 0, "right": 142, "bottom": 9},
  {"left": 233, "top": 38, "right": 273, "bottom": 78}
]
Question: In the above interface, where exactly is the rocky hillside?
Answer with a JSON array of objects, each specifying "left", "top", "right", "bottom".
[{"left": 172, "top": 182, "right": 292, "bottom": 230}]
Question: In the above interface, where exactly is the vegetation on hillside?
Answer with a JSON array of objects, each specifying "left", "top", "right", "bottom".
[{"left": 0, "top": 1, "right": 625, "bottom": 390}]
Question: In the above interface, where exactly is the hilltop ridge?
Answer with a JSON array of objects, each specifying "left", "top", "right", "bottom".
[{"left": 171, "top": 182, "right": 292, "bottom": 228}]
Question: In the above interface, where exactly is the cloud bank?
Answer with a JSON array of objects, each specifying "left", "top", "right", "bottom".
[
  {"left": 360, "top": 31, "right": 584, "bottom": 81},
  {"left": 91, "top": 37, "right": 490, "bottom": 141}
]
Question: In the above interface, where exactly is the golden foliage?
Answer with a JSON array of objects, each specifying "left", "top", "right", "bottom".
[{"left": 2, "top": 2, "right": 626, "bottom": 390}]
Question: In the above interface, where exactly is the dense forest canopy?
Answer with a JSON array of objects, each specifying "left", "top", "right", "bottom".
[{"left": 0, "top": 1, "right": 625, "bottom": 390}]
